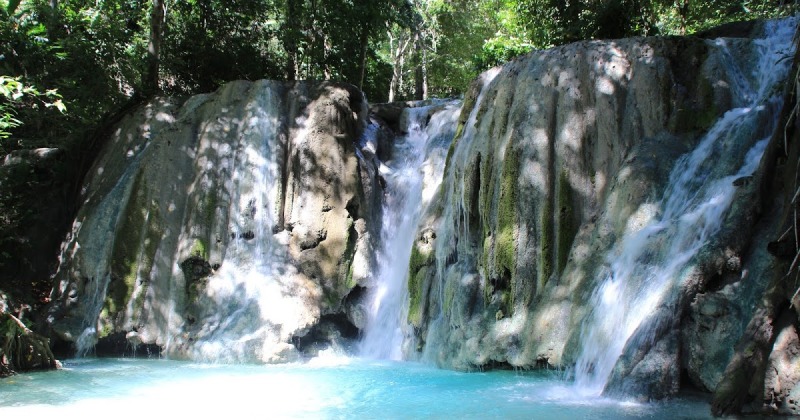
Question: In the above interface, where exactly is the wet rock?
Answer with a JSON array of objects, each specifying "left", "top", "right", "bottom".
[
  {"left": 408, "top": 19, "right": 798, "bottom": 399},
  {"left": 46, "top": 81, "right": 381, "bottom": 363},
  {"left": 683, "top": 289, "right": 744, "bottom": 391},
  {"left": 762, "top": 317, "right": 800, "bottom": 415}
]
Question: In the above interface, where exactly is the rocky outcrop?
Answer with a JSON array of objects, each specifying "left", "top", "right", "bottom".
[
  {"left": 406, "top": 17, "right": 800, "bottom": 413},
  {"left": 30, "top": 15, "right": 800, "bottom": 416},
  {"left": 710, "top": 44, "right": 800, "bottom": 415},
  {"left": 410, "top": 34, "right": 740, "bottom": 367},
  {"left": 45, "top": 80, "right": 381, "bottom": 362}
]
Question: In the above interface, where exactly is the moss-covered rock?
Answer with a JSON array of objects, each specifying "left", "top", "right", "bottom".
[{"left": 408, "top": 25, "right": 792, "bottom": 380}]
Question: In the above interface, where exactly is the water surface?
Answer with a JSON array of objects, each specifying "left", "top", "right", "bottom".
[{"left": 0, "top": 358, "right": 711, "bottom": 419}]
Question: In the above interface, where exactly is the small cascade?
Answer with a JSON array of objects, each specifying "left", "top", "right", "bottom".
[
  {"left": 436, "top": 68, "right": 502, "bottom": 268},
  {"left": 359, "top": 101, "right": 460, "bottom": 359},
  {"left": 69, "top": 134, "right": 157, "bottom": 357},
  {"left": 183, "top": 88, "right": 291, "bottom": 362},
  {"left": 420, "top": 69, "right": 501, "bottom": 361},
  {"left": 573, "top": 18, "right": 797, "bottom": 395}
]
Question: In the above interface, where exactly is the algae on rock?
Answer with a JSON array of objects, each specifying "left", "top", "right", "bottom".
[{"left": 407, "top": 25, "right": 793, "bottom": 382}]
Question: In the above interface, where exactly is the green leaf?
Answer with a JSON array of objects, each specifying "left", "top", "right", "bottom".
[{"left": 47, "top": 99, "right": 66, "bottom": 113}]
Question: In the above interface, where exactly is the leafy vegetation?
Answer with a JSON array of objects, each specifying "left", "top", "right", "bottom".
[
  {"left": 0, "top": 76, "right": 64, "bottom": 140},
  {"left": 1, "top": 0, "right": 796, "bottom": 134}
]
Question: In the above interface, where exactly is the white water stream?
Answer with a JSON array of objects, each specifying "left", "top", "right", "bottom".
[
  {"left": 573, "top": 18, "right": 797, "bottom": 395},
  {"left": 359, "top": 101, "right": 460, "bottom": 359}
]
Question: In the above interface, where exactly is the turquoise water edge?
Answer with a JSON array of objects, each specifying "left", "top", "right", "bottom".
[{"left": 0, "top": 358, "right": 711, "bottom": 419}]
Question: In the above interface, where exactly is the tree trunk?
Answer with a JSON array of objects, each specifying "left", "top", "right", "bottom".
[
  {"left": 143, "top": 0, "right": 165, "bottom": 96},
  {"left": 285, "top": 0, "right": 299, "bottom": 81},
  {"left": 358, "top": 23, "right": 369, "bottom": 90},
  {"left": 421, "top": 46, "right": 428, "bottom": 100},
  {"left": 322, "top": 33, "right": 331, "bottom": 80},
  {"left": 45, "top": 0, "right": 58, "bottom": 40},
  {"left": 388, "top": 32, "right": 410, "bottom": 103},
  {"left": 413, "top": 33, "right": 424, "bottom": 100},
  {"left": 678, "top": 0, "right": 689, "bottom": 35}
]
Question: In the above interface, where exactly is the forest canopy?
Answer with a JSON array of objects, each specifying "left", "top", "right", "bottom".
[{"left": 1, "top": 0, "right": 797, "bottom": 145}]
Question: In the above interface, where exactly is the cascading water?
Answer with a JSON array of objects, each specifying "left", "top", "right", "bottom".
[
  {"left": 177, "top": 88, "right": 298, "bottom": 362},
  {"left": 573, "top": 18, "right": 797, "bottom": 395},
  {"left": 420, "top": 69, "right": 501, "bottom": 362},
  {"left": 360, "top": 101, "right": 460, "bottom": 359}
]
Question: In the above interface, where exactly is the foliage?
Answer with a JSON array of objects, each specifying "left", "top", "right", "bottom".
[
  {"left": 0, "top": 75, "right": 64, "bottom": 140},
  {"left": 162, "top": 0, "right": 285, "bottom": 94},
  {"left": 281, "top": 0, "right": 412, "bottom": 101},
  {"left": 2, "top": 0, "right": 795, "bottom": 120}
]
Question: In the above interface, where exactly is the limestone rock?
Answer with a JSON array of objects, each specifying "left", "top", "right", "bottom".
[
  {"left": 46, "top": 80, "right": 380, "bottom": 363},
  {"left": 763, "top": 318, "right": 800, "bottom": 414},
  {"left": 407, "top": 20, "right": 797, "bottom": 403},
  {"left": 410, "top": 34, "right": 735, "bottom": 369}
]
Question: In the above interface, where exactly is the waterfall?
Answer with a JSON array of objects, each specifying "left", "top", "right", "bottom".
[
  {"left": 573, "top": 18, "right": 797, "bottom": 395},
  {"left": 182, "top": 86, "right": 292, "bottom": 362},
  {"left": 359, "top": 100, "right": 460, "bottom": 359},
  {"left": 419, "top": 68, "right": 501, "bottom": 363}
]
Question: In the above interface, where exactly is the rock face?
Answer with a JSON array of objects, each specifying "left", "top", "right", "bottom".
[
  {"left": 410, "top": 34, "right": 736, "bottom": 367},
  {"left": 405, "top": 16, "right": 800, "bottom": 411},
  {"left": 46, "top": 80, "right": 380, "bottom": 362}
]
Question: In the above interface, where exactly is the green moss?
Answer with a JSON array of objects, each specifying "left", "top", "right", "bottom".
[
  {"left": 106, "top": 173, "right": 166, "bottom": 325},
  {"left": 345, "top": 260, "right": 356, "bottom": 289},
  {"left": 408, "top": 243, "right": 429, "bottom": 284},
  {"left": 474, "top": 95, "right": 515, "bottom": 302},
  {"left": 133, "top": 202, "right": 163, "bottom": 315},
  {"left": 190, "top": 238, "right": 208, "bottom": 259},
  {"left": 444, "top": 79, "right": 483, "bottom": 171},
  {"left": 442, "top": 275, "right": 459, "bottom": 316},
  {"left": 202, "top": 186, "right": 219, "bottom": 226},
  {"left": 556, "top": 170, "right": 576, "bottom": 274},
  {"left": 477, "top": 144, "right": 519, "bottom": 313},
  {"left": 497, "top": 146, "right": 520, "bottom": 310},
  {"left": 98, "top": 308, "right": 113, "bottom": 338},
  {"left": 693, "top": 78, "right": 718, "bottom": 130},
  {"left": 407, "top": 267, "right": 428, "bottom": 326},
  {"left": 107, "top": 173, "right": 149, "bottom": 321},
  {"left": 480, "top": 235, "right": 493, "bottom": 303},
  {"left": 407, "top": 244, "right": 432, "bottom": 326},
  {"left": 539, "top": 201, "right": 554, "bottom": 292},
  {"left": 444, "top": 124, "right": 463, "bottom": 171},
  {"left": 341, "top": 217, "right": 358, "bottom": 289},
  {"left": 673, "top": 73, "right": 719, "bottom": 133},
  {"left": 480, "top": 153, "right": 496, "bottom": 235}
]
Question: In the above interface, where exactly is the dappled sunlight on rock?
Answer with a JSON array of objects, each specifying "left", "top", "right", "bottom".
[
  {"left": 405, "top": 18, "right": 799, "bottom": 394},
  {"left": 46, "top": 80, "right": 379, "bottom": 363}
]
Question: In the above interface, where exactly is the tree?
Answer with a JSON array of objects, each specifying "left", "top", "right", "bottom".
[
  {"left": 143, "top": 0, "right": 165, "bottom": 95},
  {"left": 284, "top": 0, "right": 300, "bottom": 80},
  {"left": 162, "top": 0, "right": 284, "bottom": 93}
]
